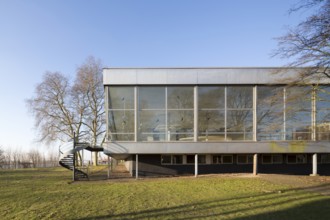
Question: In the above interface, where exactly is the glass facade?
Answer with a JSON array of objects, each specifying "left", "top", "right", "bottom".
[
  {"left": 107, "top": 85, "right": 330, "bottom": 142},
  {"left": 138, "top": 87, "right": 166, "bottom": 141},
  {"left": 285, "top": 86, "right": 312, "bottom": 140},
  {"left": 198, "top": 86, "right": 225, "bottom": 141},
  {"left": 257, "top": 86, "right": 284, "bottom": 140},
  {"left": 108, "top": 87, "right": 135, "bottom": 141},
  {"left": 317, "top": 86, "right": 330, "bottom": 140}
]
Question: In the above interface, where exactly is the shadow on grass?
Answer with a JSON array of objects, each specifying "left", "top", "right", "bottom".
[{"left": 76, "top": 184, "right": 330, "bottom": 220}]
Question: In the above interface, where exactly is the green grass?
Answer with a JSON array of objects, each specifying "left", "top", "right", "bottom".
[{"left": 1, "top": 168, "right": 330, "bottom": 219}]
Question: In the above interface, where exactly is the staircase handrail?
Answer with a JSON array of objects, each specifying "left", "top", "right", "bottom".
[{"left": 59, "top": 141, "right": 74, "bottom": 154}]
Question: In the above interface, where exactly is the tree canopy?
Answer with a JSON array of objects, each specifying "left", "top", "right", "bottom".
[
  {"left": 27, "top": 56, "right": 105, "bottom": 146},
  {"left": 273, "top": 0, "right": 330, "bottom": 80}
]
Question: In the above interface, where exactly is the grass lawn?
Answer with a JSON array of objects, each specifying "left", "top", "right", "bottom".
[{"left": 1, "top": 167, "right": 330, "bottom": 220}]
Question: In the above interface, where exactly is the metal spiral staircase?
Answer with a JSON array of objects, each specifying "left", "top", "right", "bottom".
[{"left": 59, "top": 141, "right": 91, "bottom": 180}]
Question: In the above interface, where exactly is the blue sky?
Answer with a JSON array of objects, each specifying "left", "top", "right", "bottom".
[{"left": 0, "top": 0, "right": 312, "bottom": 151}]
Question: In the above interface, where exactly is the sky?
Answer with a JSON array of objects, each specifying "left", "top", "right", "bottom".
[{"left": 0, "top": 0, "right": 314, "bottom": 152}]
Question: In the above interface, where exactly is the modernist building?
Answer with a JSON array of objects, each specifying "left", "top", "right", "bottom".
[{"left": 103, "top": 68, "right": 330, "bottom": 177}]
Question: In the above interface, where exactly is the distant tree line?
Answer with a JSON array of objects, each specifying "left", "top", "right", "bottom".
[{"left": 0, "top": 145, "right": 58, "bottom": 169}]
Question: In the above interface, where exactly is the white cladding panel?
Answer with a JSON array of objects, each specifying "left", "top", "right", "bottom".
[
  {"left": 103, "top": 68, "right": 310, "bottom": 85},
  {"left": 103, "top": 69, "right": 137, "bottom": 84}
]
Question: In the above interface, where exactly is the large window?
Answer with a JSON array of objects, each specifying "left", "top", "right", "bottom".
[
  {"left": 161, "top": 155, "right": 183, "bottom": 164},
  {"left": 138, "top": 87, "right": 166, "bottom": 141},
  {"left": 138, "top": 86, "right": 194, "bottom": 142},
  {"left": 316, "top": 86, "right": 330, "bottom": 140},
  {"left": 257, "top": 86, "right": 284, "bottom": 140},
  {"left": 237, "top": 154, "right": 253, "bottom": 164},
  {"left": 258, "top": 86, "right": 313, "bottom": 141},
  {"left": 167, "top": 87, "right": 194, "bottom": 141},
  {"left": 285, "top": 86, "right": 312, "bottom": 140},
  {"left": 227, "top": 87, "right": 253, "bottom": 140},
  {"left": 198, "top": 86, "right": 225, "bottom": 141},
  {"left": 108, "top": 87, "right": 135, "bottom": 141},
  {"left": 213, "top": 155, "right": 233, "bottom": 164},
  {"left": 287, "top": 154, "right": 307, "bottom": 164},
  {"left": 262, "top": 154, "right": 283, "bottom": 164},
  {"left": 198, "top": 86, "right": 253, "bottom": 141}
]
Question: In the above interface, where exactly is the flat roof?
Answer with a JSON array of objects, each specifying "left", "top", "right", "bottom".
[{"left": 103, "top": 67, "right": 328, "bottom": 85}]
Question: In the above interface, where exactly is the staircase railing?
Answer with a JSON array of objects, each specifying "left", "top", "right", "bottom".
[{"left": 59, "top": 141, "right": 91, "bottom": 181}]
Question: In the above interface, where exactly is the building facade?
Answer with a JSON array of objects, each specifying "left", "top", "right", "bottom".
[{"left": 103, "top": 68, "right": 330, "bottom": 177}]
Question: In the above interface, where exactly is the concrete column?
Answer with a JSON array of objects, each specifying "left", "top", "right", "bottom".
[
  {"left": 195, "top": 154, "right": 198, "bottom": 177},
  {"left": 135, "top": 154, "right": 139, "bottom": 179},
  {"left": 253, "top": 154, "right": 258, "bottom": 176},
  {"left": 311, "top": 153, "right": 318, "bottom": 176}
]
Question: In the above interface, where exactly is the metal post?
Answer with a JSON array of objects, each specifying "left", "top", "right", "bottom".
[
  {"left": 195, "top": 154, "right": 198, "bottom": 177},
  {"left": 194, "top": 86, "right": 198, "bottom": 142},
  {"left": 135, "top": 154, "right": 139, "bottom": 179},
  {"left": 253, "top": 86, "right": 257, "bottom": 141},
  {"left": 107, "top": 156, "right": 111, "bottom": 179},
  {"left": 73, "top": 132, "right": 76, "bottom": 181},
  {"left": 283, "top": 88, "right": 286, "bottom": 140},
  {"left": 134, "top": 86, "right": 138, "bottom": 142},
  {"left": 253, "top": 154, "right": 258, "bottom": 176},
  {"left": 311, "top": 153, "right": 318, "bottom": 176},
  {"left": 311, "top": 86, "right": 316, "bottom": 141}
]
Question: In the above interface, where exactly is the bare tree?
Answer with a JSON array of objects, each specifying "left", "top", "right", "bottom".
[
  {"left": 12, "top": 148, "right": 21, "bottom": 169},
  {"left": 4, "top": 147, "right": 12, "bottom": 169},
  {"left": 28, "top": 148, "right": 42, "bottom": 168},
  {"left": 74, "top": 56, "right": 105, "bottom": 165},
  {"left": 47, "top": 148, "right": 59, "bottom": 167},
  {"left": 27, "top": 57, "right": 105, "bottom": 166},
  {"left": 273, "top": 0, "right": 330, "bottom": 80},
  {"left": 27, "top": 72, "right": 85, "bottom": 143},
  {"left": 0, "top": 146, "right": 5, "bottom": 168}
]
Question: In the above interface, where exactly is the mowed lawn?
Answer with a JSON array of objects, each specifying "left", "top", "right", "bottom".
[{"left": 1, "top": 168, "right": 330, "bottom": 220}]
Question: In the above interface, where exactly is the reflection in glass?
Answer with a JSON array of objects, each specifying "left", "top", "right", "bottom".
[
  {"left": 109, "top": 87, "right": 134, "bottom": 109},
  {"left": 108, "top": 110, "right": 135, "bottom": 141},
  {"left": 138, "top": 110, "right": 166, "bottom": 141},
  {"left": 168, "top": 87, "right": 193, "bottom": 109},
  {"left": 108, "top": 86, "right": 135, "bottom": 141},
  {"left": 198, "top": 87, "right": 225, "bottom": 109},
  {"left": 167, "top": 87, "right": 194, "bottom": 141},
  {"left": 139, "top": 87, "right": 165, "bottom": 109},
  {"left": 198, "top": 110, "right": 225, "bottom": 141},
  {"left": 286, "top": 86, "right": 311, "bottom": 140},
  {"left": 168, "top": 110, "right": 193, "bottom": 141},
  {"left": 227, "top": 110, "right": 253, "bottom": 140},
  {"left": 257, "top": 86, "right": 284, "bottom": 140},
  {"left": 198, "top": 86, "right": 225, "bottom": 141},
  {"left": 317, "top": 86, "right": 330, "bottom": 140},
  {"left": 227, "top": 86, "right": 253, "bottom": 141},
  {"left": 138, "top": 87, "right": 166, "bottom": 141},
  {"left": 227, "top": 87, "right": 252, "bottom": 109}
]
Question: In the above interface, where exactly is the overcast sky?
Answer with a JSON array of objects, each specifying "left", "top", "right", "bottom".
[{"left": 0, "top": 0, "right": 313, "bottom": 151}]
